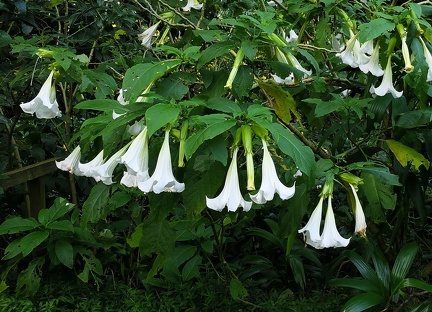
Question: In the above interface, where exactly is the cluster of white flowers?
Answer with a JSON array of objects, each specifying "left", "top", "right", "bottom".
[
  {"left": 206, "top": 139, "right": 296, "bottom": 212},
  {"left": 56, "top": 126, "right": 184, "bottom": 193},
  {"left": 298, "top": 181, "right": 366, "bottom": 249}
]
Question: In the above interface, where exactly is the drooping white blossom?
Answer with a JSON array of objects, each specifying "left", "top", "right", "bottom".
[
  {"left": 206, "top": 147, "right": 252, "bottom": 212},
  {"left": 250, "top": 139, "right": 295, "bottom": 204},
  {"left": 318, "top": 196, "right": 351, "bottom": 248},
  {"left": 370, "top": 56, "right": 403, "bottom": 98},
  {"left": 76, "top": 150, "right": 104, "bottom": 177},
  {"left": 359, "top": 42, "right": 384, "bottom": 77},
  {"left": 56, "top": 146, "right": 81, "bottom": 174},
  {"left": 298, "top": 196, "right": 324, "bottom": 249},
  {"left": 348, "top": 183, "right": 367, "bottom": 237},
  {"left": 271, "top": 73, "right": 294, "bottom": 84},
  {"left": 420, "top": 37, "right": 432, "bottom": 82},
  {"left": 336, "top": 30, "right": 370, "bottom": 68},
  {"left": 20, "top": 71, "right": 62, "bottom": 119},
  {"left": 120, "top": 127, "right": 150, "bottom": 188},
  {"left": 138, "top": 21, "right": 161, "bottom": 49},
  {"left": 138, "top": 130, "right": 185, "bottom": 194},
  {"left": 286, "top": 29, "right": 298, "bottom": 43},
  {"left": 182, "top": 0, "right": 203, "bottom": 11}
]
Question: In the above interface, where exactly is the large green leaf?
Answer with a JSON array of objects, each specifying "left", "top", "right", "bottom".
[
  {"left": 139, "top": 219, "right": 176, "bottom": 257},
  {"left": 3, "top": 230, "right": 49, "bottom": 259},
  {"left": 123, "top": 59, "right": 182, "bottom": 103},
  {"left": 232, "top": 65, "right": 254, "bottom": 98},
  {"left": 386, "top": 140, "right": 430, "bottom": 170},
  {"left": 81, "top": 183, "right": 110, "bottom": 226},
  {"left": 181, "top": 255, "right": 202, "bottom": 281},
  {"left": 330, "top": 278, "right": 382, "bottom": 293},
  {"left": 81, "top": 69, "right": 117, "bottom": 99},
  {"left": 197, "top": 42, "right": 235, "bottom": 69},
  {"left": 229, "top": 278, "right": 249, "bottom": 300},
  {"left": 391, "top": 242, "right": 418, "bottom": 282},
  {"left": 0, "top": 217, "right": 38, "bottom": 235},
  {"left": 360, "top": 172, "right": 396, "bottom": 223},
  {"left": 75, "top": 99, "right": 128, "bottom": 113},
  {"left": 358, "top": 18, "right": 395, "bottom": 43},
  {"left": 55, "top": 239, "right": 74, "bottom": 269},
  {"left": 347, "top": 163, "right": 401, "bottom": 186},
  {"left": 184, "top": 114, "right": 236, "bottom": 159},
  {"left": 145, "top": 103, "right": 181, "bottom": 137},
  {"left": 396, "top": 108, "right": 432, "bottom": 129},
  {"left": 342, "top": 292, "right": 385, "bottom": 312}
]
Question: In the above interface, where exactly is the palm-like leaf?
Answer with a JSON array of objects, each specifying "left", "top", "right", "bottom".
[{"left": 342, "top": 292, "right": 385, "bottom": 312}]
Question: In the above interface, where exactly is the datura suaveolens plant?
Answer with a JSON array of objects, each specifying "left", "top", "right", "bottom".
[{"left": 20, "top": 71, "right": 62, "bottom": 119}]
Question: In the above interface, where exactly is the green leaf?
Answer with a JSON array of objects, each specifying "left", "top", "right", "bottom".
[
  {"left": 347, "top": 163, "right": 401, "bottom": 186},
  {"left": 360, "top": 172, "right": 396, "bottom": 223},
  {"left": 0, "top": 217, "right": 38, "bottom": 235},
  {"left": 156, "top": 76, "right": 189, "bottom": 101},
  {"left": 303, "top": 96, "right": 344, "bottom": 117},
  {"left": 230, "top": 279, "right": 249, "bottom": 300},
  {"left": 259, "top": 122, "right": 315, "bottom": 177},
  {"left": 16, "top": 257, "right": 45, "bottom": 297},
  {"left": 127, "top": 224, "right": 143, "bottom": 248},
  {"left": 392, "top": 242, "right": 418, "bottom": 281},
  {"left": 386, "top": 140, "right": 430, "bottom": 170},
  {"left": 45, "top": 220, "right": 74, "bottom": 232},
  {"left": 342, "top": 292, "right": 385, "bottom": 312},
  {"left": 247, "top": 228, "right": 284, "bottom": 250},
  {"left": 145, "top": 103, "right": 181, "bottom": 137},
  {"left": 257, "top": 80, "right": 300, "bottom": 123},
  {"left": 169, "top": 245, "right": 197, "bottom": 267},
  {"left": 358, "top": 18, "right": 396, "bottom": 43},
  {"left": 241, "top": 40, "right": 258, "bottom": 61},
  {"left": 232, "top": 65, "right": 254, "bottom": 98},
  {"left": 3, "top": 230, "right": 49, "bottom": 260},
  {"left": 81, "top": 69, "right": 117, "bottom": 99},
  {"left": 123, "top": 59, "right": 182, "bottom": 102},
  {"left": 139, "top": 219, "right": 176, "bottom": 257},
  {"left": 55, "top": 239, "right": 74, "bottom": 269},
  {"left": 396, "top": 108, "right": 432, "bottom": 128},
  {"left": 75, "top": 99, "right": 128, "bottom": 113},
  {"left": 81, "top": 183, "right": 110, "bottom": 226},
  {"left": 207, "top": 97, "right": 242, "bottom": 114},
  {"left": 184, "top": 114, "right": 236, "bottom": 159},
  {"left": 330, "top": 278, "right": 382, "bottom": 293},
  {"left": 402, "top": 278, "right": 432, "bottom": 292},
  {"left": 197, "top": 42, "right": 235, "bottom": 69},
  {"left": 47, "top": 197, "right": 74, "bottom": 222},
  {"left": 181, "top": 255, "right": 202, "bottom": 281}
]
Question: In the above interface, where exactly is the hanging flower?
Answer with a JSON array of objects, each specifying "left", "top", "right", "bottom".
[
  {"left": 420, "top": 37, "right": 432, "bottom": 82},
  {"left": 182, "top": 0, "right": 203, "bottom": 11},
  {"left": 87, "top": 145, "right": 130, "bottom": 185},
  {"left": 348, "top": 183, "right": 367, "bottom": 237},
  {"left": 56, "top": 146, "right": 81, "bottom": 174},
  {"left": 397, "top": 24, "right": 414, "bottom": 73},
  {"left": 318, "top": 196, "right": 351, "bottom": 248},
  {"left": 286, "top": 29, "right": 298, "bottom": 43},
  {"left": 250, "top": 139, "right": 295, "bottom": 204},
  {"left": 359, "top": 42, "right": 384, "bottom": 77},
  {"left": 370, "top": 56, "right": 403, "bottom": 98},
  {"left": 76, "top": 150, "right": 104, "bottom": 177},
  {"left": 206, "top": 147, "right": 252, "bottom": 212},
  {"left": 298, "top": 196, "right": 324, "bottom": 249},
  {"left": 128, "top": 119, "right": 146, "bottom": 136},
  {"left": 138, "top": 21, "right": 161, "bottom": 49},
  {"left": 336, "top": 30, "right": 370, "bottom": 68},
  {"left": 271, "top": 73, "right": 294, "bottom": 84},
  {"left": 20, "top": 71, "right": 62, "bottom": 119},
  {"left": 119, "top": 127, "right": 150, "bottom": 188},
  {"left": 138, "top": 129, "right": 185, "bottom": 194},
  {"left": 275, "top": 47, "right": 311, "bottom": 79}
]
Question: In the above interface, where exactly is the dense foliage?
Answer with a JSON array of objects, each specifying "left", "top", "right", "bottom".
[{"left": 1, "top": 0, "right": 432, "bottom": 310}]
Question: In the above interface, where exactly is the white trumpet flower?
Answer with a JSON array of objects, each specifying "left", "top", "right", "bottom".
[
  {"left": 250, "top": 139, "right": 295, "bottom": 204},
  {"left": 138, "top": 21, "right": 160, "bottom": 49},
  {"left": 20, "top": 71, "right": 62, "bottom": 119},
  {"left": 56, "top": 146, "right": 81, "bottom": 174},
  {"left": 349, "top": 184, "right": 367, "bottom": 237},
  {"left": 420, "top": 38, "right": 432, "bottom": 82},
  {"left": 271, "top": 73, "right": 294, "bottom": 84},
  {"left": 182, "top": 0, "right": 203, "bottom": 11},
  {"left": 336, "top": 30, "right": 370, "bottom": 68},
  {"left": 318, "top": 196, "right": 351, "bottom": 248},
  {"left": 138, "top": 130, "right": 185, "bottom": 194},
  {"left": 370, "top": 56, "right": 403, "bottom": 98},
  {"left": 206, "top": 147, "right": 252, "bottom": 212},
  {"left": 76, "top": 150, "right": 104, "bottom": 177},
  {"left": 359, "top": 42, "right": 384, "bottom": 77},
  {"left": 298, "top": 196, "right": 324, "bottom": 249},
  {"left": 88, "top": 145, "right": 129, "bottom": 185},
  {"left": 120, "top": 127, "right": 150, "bottom": 188}
]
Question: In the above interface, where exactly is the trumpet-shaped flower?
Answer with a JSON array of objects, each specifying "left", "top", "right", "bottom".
[
  {"left": 87, "top": 145, "right": 129, "bottom": 185},
  {"left": 20, "top": 71, "right": 62, "bottom": 119},
  {"left": 318, "top": 196, "right": 351, "bottom": 248},
  {"left": 76, "top": 150, "right": 104, "bottom": 177},
  {"left": 138, "top": 21, "right": 160, "bottom": 49},
  {"left": 182, "top": 0, "right": 203, "bottom": 11},
  {"left": 336, "top": 30, "right": 370, "bottom": 68},
  {"left": 56, "top": 146, "right": 81, "bottom": 174},
  {"left": 298, "top": 196, "right": 324, "bottom": 249},
  {"left": 275, "top": 47, "right": 311, "bottom": 78},
  {"left": 128, "top": 119, "right": 146, "bottom": 136},
  {"left": 420, "top": 38, "right": 432, "bottom": 82},
  {"left": 271, "top": 73, "right": 294, "bottom": 84},
  {"left": 120, "top": 127, "right": 150, "bottom": 188},
  {"left": 286, "top": 30, "right": 298, "bottom": 43},
  {"left": 138, "top": 130, "right": 185, "bottom": 194},
  {"left": 370, "top": 56, "right": 403, "bottom": 98},
  {"left": 206, "top": 147, "right": 252, "bottom": 212},
  {"left": 359, "top": 42, "right": 384, "bottom": 77},
  {"left": 348, "top": 184, "right": 367, "bottom": 237},
  {"left": 250, "top": 139, "right": 295, "bottom": 204}
]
